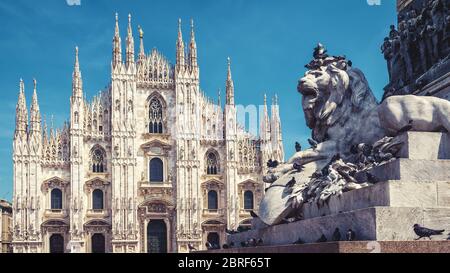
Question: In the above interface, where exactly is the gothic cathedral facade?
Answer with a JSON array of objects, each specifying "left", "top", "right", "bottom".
[{"left": 11, "top": 14, "right": 284, "bottom": 253}]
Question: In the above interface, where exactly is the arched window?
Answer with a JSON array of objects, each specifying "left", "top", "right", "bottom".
[
  {"left": 91, "top": 147, "right": 106, "bottom": 173},
  {"left": 51, "top": 189, "right": 63, "bottom": 210},
  {"left": 149, "top": 98, "right": 163, "bottom": 134},
  {"left": 49, "top": 234, "right": 64, "bottom": 253},
  {"left": 208, "top": 190, "right": 218, "bottom": 210},
  {"left": 206, "top": 152, "right": 219, "bottom": 175},
  {"left": 207, "top": 232, "right": 220, "bottom": 249},
  {"left": 244, "top": 191, "right": 254, "bottom": 210},
  {"left": 92, "top": 189, "right": 104, "bottom": 210},
  {"left": 149, "top": 158, "right": 164, "bottom": 183},
  {"left": 91, "top": 233, "right": 106, "bottom": 253}
]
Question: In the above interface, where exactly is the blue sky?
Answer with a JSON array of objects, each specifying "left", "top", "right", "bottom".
[{"left": 0, "top": 0, "right": 397, "bottom": 200}]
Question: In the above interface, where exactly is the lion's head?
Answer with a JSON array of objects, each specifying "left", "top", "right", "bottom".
[{"left": 298, "top": 53, "right": 378, "bottom": 142}]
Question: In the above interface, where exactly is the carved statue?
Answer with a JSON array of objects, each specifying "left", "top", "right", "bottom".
[
  {"left": 381, "top": 37, "right": 394, "bottom": 80},
  {"left": 389, "top": 24, "right": 399, "bottom": 40},
  {"left": 179, "top": 146, "right": 184, "bottom": 160},
  {"left": 399, "top": 21, "right": 414, "bottom": 81},
  {"left": 431, "top": 0, "right": 446, "bottom": 56},
  {"left": 138, "top": 25, "right": 144, "bottom": 39},
  {"left": 261, "top": 46, "right": 450, "bottom": 226},
  {"left": 381, "top": 0, "right": 450, "bottom": 96},
  {"left": 417, "top": 14, "right": 430, "bottom": 72}
]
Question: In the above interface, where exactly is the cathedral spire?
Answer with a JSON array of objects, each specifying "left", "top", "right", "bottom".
[
  {"left": 176, "top": 18, "right": 185, "bottom": 69},
  {"left": 126, "top": 13, "right": 135, "bottom": 67},
  {"left": 112, "top": 12, "right": 122, "bottom": 68},
  {"left": 15, "top": 79, "right": 28, "bottom": 137},
  {"left": 271, "top": 93, "right": 284, "bottom": 161},
  {"left": 72, "top": 46, "right": 83, "bottom": 98},
  {"left": 226, "top": 57, "right": 235, "bottom": 105},
  {"left": 189, "top": 19, "right": 198, "bottom": 69},
  {"left": 138, "top": 25, "right": 145, "bottom": 63},
  {"left": 29, "top": 78, "right": 41, "bottom": 134},
  {"left": 271, "top": 94, "right": 280, "bottom": 135},
  {"left": 260, "top": 94, "right": 270, "bottom": 141},
  {"left": 217, "top": 88, "right": 221, "bottom": 108}
]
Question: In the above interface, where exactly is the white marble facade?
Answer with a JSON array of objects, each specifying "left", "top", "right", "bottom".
[{"left": 11, "top": 14, "right": 284, "bottom": 253}]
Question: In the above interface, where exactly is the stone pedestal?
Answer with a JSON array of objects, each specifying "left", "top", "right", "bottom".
[
  {"left": 204, "top": 241, "right": 450, "bottom": 253},
  {"left": 228, "top": 132, "right": 450, "bottom": 248}
]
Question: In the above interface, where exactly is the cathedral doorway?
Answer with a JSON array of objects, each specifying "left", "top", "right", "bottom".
[
  {"left": 91, "top": 233, "right": 106, "bottom": 253},
  {"left": 49, "top": 234, "right": 64, "bottom": 253},
  {"left": 207, "top": 232, "right": 220, "bottom": 249},
  {"left": 147, "top": 220, "right": 167, "bottom": 253}
]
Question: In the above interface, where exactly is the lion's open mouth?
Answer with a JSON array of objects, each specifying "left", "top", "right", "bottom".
[{"left": 298, "top": 81, "right": 319, "bottom": 97}]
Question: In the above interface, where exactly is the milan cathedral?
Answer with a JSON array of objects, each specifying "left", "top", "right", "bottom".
[{"left": 11, "top": 14, "right": 284, "bottom": 253}]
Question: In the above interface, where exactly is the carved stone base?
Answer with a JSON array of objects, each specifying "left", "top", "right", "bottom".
[
  {"left": 234, "top": 132, "right": 450, "bottom": 248},
  {"left": 228, "top": 207, "right": 450, "bottom": 246},
  {"left": 203, "top": 241, "right": 450, "bottom": 253}
]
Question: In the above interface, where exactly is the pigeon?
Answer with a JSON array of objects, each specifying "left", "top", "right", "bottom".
[
  {"left": 188, "top": 244, "right": 197, "bottom": 251},
  {"left": 435, "top": 125, "right": 449, "bottom": 133},
  {"left": 293, "top": 237, "right": 306, "bottom": 245},
  {"left": 295, "top": 142, "right": 302, "bottom": 152},
  {"left": 248, "top": 238, "right": 257, "bottom": 247},
  {"left": 267, "top": 159, "right": 279, "bottom": 169},
  {"left": 316, "top": 234, "right": 328, "bottom": 243},
  {"left": 286, "top": 177, "right": 296, "bottom": 188},
  {"left": 308, "top": 138, "right": 319, "bottom": 150},
  {"left": 293, "top": 163, "right": 304, "bottom": 172},
  {"left": 205, "top": 242, "right": 213, "bottom": 250},
  {"left": 257, "top": 238, "right": 264, "bottom": 246},
  {"left": 332, "top": 228, "right": 341, "bottom": 241},
  {"left": 222, "top": 244, "right": 230, "bottom": 249},
  {"left": 250, "top": 210, "right": 259, "bottom": 218},
  {"left": 413, "top": 224, "right": 445, "bottom": 240},
  {"left": 398, "top": 120, "right": 413, "bottom": 134},
  {"left": 366, "top": 173, "right": 379, "bottom": 184},
  {"left": 320, "top": 154, "right": 341, "bottom": 176},
  {"left": 360, "top": 144, "right": 373, "bottom": 157},
  {"left": 346, "top": 229, "right": 356, "bottom": 241}
]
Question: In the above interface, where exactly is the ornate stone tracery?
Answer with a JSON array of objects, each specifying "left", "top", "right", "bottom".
[
  {"left": 205, "top": 150, "right": 220, "bottom": 175},
  {"left": 41, "top": 177, "right": 69, "bottom": 193}
]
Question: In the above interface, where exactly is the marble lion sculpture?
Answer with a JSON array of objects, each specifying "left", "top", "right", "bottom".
[{"left": 259, "top": 49, "right": 450, "bottom": 226}]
